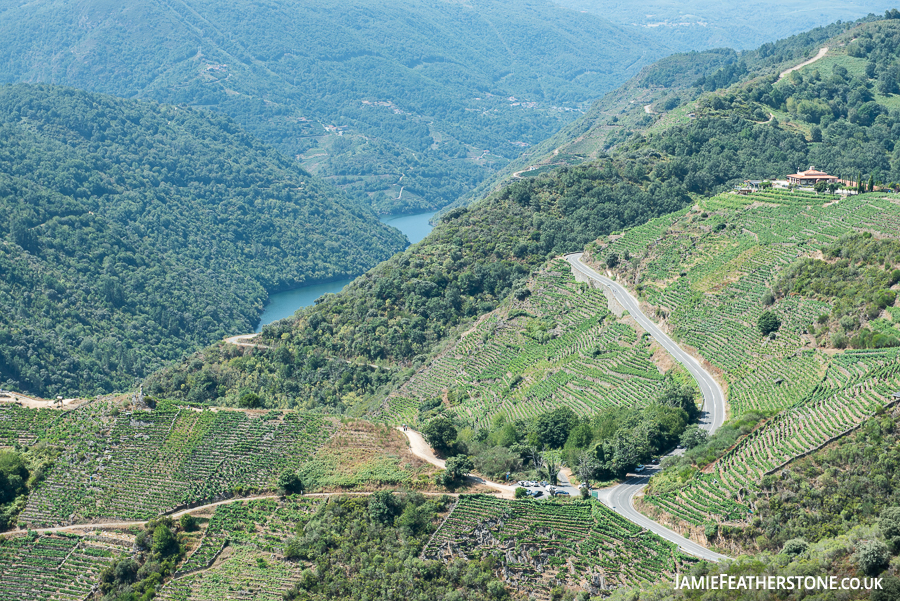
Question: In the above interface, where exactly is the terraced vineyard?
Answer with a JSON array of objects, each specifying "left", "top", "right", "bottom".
[
  {"left": 19, "top": 403, "right": 335, "bottom": 527},
  {"left": 382, "top": 260, "right": 670, "bottom": 427},
  {"left": 422, "top": 495, "right": 693, "bottom": 595},
  {"left": 0, "top": 403, "right": 65, "bottom": 446},
  {"left": 646, "top": 349, "right": 900, "bottom": 527},
  {"left": 159, "top": 546, "right": 303, "bottom": 601},
  {"left": 0, "top": 532, "right": 130, "bottom": 600},
  {"left": 159, "top": 497, "right": 322, "bottom": 601},
  {"left": 173, "top": 497, "right": 321, "bottom": 580},
  {"left": 588, "top": 191, "right": 900, "bottom": 529}
]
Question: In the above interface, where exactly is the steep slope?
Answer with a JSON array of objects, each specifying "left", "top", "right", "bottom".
[
  {"left": 0, "top": 0, "right": 670, "bottom": 214},
  {"left": 0, "top": 84, "right": 405, "bottom": 396},
  {"left": 457, "top": 15, "right": 873, "bottom": 206}
]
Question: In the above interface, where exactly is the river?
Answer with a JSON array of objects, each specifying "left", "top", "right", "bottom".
[{"left": 254, "top": 210, "right": 437, "bottom": 331}]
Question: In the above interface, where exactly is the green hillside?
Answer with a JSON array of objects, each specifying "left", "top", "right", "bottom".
[
  {"left": 458, "top": 15, "right": 886, "bottom": 207},
  {"left": 382, "top": 260, "right": 671, "bottom": 427},
  {"left": 0, "top": 84, "right": 405, "bottom": 397},
  {"left": 0, "top": 0, "right": 670, "bottom": 214},
  {"left": 422, "top": 495, "right": 695, "bottom": 597},
  {"left": 585, "top": 190, "right": 900, "bottom": 539}
]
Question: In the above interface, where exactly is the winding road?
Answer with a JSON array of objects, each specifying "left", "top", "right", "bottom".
[{"left": 565, "top": 253, "right": 728, "bottom": 562}]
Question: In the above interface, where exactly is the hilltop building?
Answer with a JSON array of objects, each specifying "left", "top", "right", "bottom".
[{"left": 786, "top": 167, "right": 838, "bottom": 186}]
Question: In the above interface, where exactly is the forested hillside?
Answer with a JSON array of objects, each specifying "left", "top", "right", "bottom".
[
  {"left": 0, "top": 0, "right": 670, "bottom": 214},
  {"left": 0, "top": 84, "right": 405, "bottom": 397},
  {"left": 147, "top": 86, "right": 829, "bottom": 411},
  {"left": 460, "top": 15, "right": 880, "bottom": 205}
]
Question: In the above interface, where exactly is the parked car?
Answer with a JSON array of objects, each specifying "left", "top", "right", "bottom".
[
  {"left": 577, "top": 483, "right": 588, "bottom": 489},
  {"left": 635, "top": 464, "right": 646, "bottom": 472},
  {"left": 555, "top": 490, "right": 570, "bottom": 495},
  {"left": 517, "top": 481, "right": 527, "bottom": 487},
  {"left": 540, "top": 481, "right": 548, "bottom": 487},
  {"left": 532, "top": 490, "right": 543, "bottom": 498}
]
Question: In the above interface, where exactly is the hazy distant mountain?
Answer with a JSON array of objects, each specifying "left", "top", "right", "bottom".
[{"left": 0, "top": 0, "right": 671, "bottom": 214}]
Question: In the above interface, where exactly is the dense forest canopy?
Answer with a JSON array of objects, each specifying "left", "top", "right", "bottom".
[
  {"left": 0, "top": 83, "right": 405, "bottom": 397},
  {"left": 0, "top": 0, "right": 671, "bottom": 214}
]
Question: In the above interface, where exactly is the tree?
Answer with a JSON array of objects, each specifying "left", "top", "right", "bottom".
[
  {"left": 758, "top": 311, "right": 781, "bottom": 336},
  {"left": 540, "top": 450, "right": 563, "bottom": 485},
  {"left": 277, "top": 470, "right": 304, "bottom": 495},
  {"left": 879, "top": 507, "right": 900, "bottom": 552},
  {"left": 238, "top": 391, "right": 262, "bottom": 409},
  {"left": 514, "top": 487, "right": 527, "bottom": 499},
  {"left": 0, "top": 451, "right": 28, "bottom": 504},
  {"left": 605, "top": 253, "right": 619, "bottom": 268},
  {"left": 368, "top": 491, "right": 398, "bottom": 525},
  {"left": 439, "top": 455, "right": 474, "bottom": 486},
  {"left": 152, "top": 524, "right": 179, "bottom": 557},
  {"left": 656, "top": 382, "right": 699, "bottom": 420},
  {"left": 810, "top": 125, "right": 822, "bottom": 142},
  {"left": 422, "top": 417, "right": 457, "bottom": 453},
  {"left": 574, "top": 450, "right": 599, "bottom": 483},
  {"left": 680, "top": 425, "right": 708, "bottom": 450},
  {"left": 535, "top": 407, "right": 578, "bottom": 448},
  {"left": 814, "top": 181, "right": 827, "bottom": 194},
  {"left": 782, "top": 538, "right": 809, "bottom": 556},
  {"left": 856, "top": 539, "right": 890, "bottom": 575}
]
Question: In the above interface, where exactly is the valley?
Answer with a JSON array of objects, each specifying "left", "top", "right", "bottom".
[{"left": 3, "top": 7, "right": 900, "bottom": 601}]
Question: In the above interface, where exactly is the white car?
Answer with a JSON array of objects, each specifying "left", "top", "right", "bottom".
[{"left": 635, "top": 464, "right": 646, "bottom": 472}]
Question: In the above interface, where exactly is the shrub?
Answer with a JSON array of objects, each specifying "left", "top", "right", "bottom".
[
  {"left": 514, "top": 487, "right": 527, "bottom": 499},
  {"left": 179, "top": 514, "right": 198, "bottom": 532},
  {"left": 782, "top": 538, "right": 809, "bottom": 556}
]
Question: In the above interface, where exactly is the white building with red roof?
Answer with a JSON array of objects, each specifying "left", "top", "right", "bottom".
[{"left": 786, "top": 167, "right": 838, "bottom": 186}]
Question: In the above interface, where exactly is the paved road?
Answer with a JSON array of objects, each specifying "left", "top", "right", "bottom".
[{"left": 566, "top": 253, "right": 729, "bottom": 562}]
